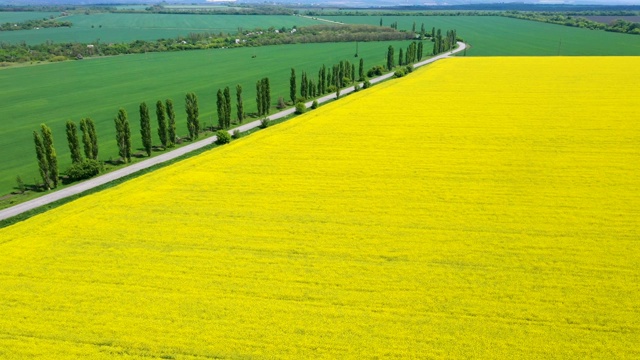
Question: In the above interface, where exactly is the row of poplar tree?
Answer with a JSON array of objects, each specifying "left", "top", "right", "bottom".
[
  {"left": 31, "top": 36, "right": 457, "bottom": 190},
  {"left": 289, "top": 58, "right": 366, "bottom": 106},
  {"left": 32, "top": 78, "right": 269, "bottom": 189},
  {"left": 33, "top": 119, "right": 99, "bottom": 190},
  {"left": 384, "top": 29, "right": 458, "bottom": 72}
]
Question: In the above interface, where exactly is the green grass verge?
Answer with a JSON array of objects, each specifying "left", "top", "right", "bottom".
[
  {"left": 0, "top": 13, "right": 323, "bottom": 45},
  {"left": 325, "top": 15, "right": 640, "bottom": 56},
  {"left": 0, "top": 40, "right": 419, "bottom": 195}
]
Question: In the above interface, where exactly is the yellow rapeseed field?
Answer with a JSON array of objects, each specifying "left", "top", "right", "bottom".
[{"left": 0, "top": 57, "right": 638, "bottom": 359}]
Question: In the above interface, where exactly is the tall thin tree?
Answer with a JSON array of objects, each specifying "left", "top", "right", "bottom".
[
  {"left": 41, "top": 124, "right": 58, "bottom": 187},
  {"left": 33, "top": 131, "right": 51, "bottom": 189},
  {"left": 140, "top": 102, "right": 152, "bottom": 156},
  {"left": 87, "top": 118, "right": 98, "bottom": 160},
  {"left": 256, "top": 80, "right": 263, "bottom": 116},
  {"left": 236, "top": 84, "right": 244, "bottom": 123},
  {"left": 289, "top": 68, "right": 296, "bottom": 103},
  {"left": 301, "top": 71, "right": 307, "bottom": 99},
  {"left": 115, "top": 108, "right": 131, "bottom": 163},
  {"left": 185, "top": 92, "right": 200, "bottom": 140},
  {"left": 262, "top": 77, "right": 271, "bottom": 115},
  {"left": 223, "top": 86, "right": 231, "bottom": 127},
  {"left": 386, "top": 45, "right": 395, "bottom": 70},
  {"left": 351, "top": 63, "right": 356, "bottom": 83},
  {"left": 216, "top": 89, "right": 226, "bottom": 128},
  {"left": 66, "top": 120, "right": 82, "bottom": 164},
  {"left": 166, "top": 99, "right": 176, "bottom": 147},
  {"left": 156, "top": 100, "right": 168, "bottom": 149},
  {"left": 80, "top": 118, "right": 93, "bottom": 160}
]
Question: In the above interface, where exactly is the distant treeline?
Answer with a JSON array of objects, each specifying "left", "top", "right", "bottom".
[
  {"left": 335, "top": 4, "right": 640, "bottom": 12},
  {"left": 303, "top": 9, "right": 640, "bottom": 18},
  {"left": 0, "top": 24, "right": 412, "bottom": 65},
  {"left": 503, "top": 11, "right": 640, "bottom": 35},
  {"left": 0, "top": 6, "right": 75, "bottom": 12},
  {"left": 138, "top": 5, "right": 296, "bottom": 16},
  {"left": 0, "top": 18, "right": 71, "bottom": 31},
  {"left": 303, "top": 10, "right": 640, "bottom": 36}
]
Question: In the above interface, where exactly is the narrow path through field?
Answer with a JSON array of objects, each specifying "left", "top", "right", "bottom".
[{"left": 0, "top": 42, "right": 466, "bottom": 223}]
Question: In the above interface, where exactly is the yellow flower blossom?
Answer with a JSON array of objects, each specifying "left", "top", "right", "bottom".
[{"left": 0, "top": 57, "right": 638, "bottom": 359}]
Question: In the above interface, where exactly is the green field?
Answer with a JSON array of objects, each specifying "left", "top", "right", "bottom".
[
  {"left": 0, "top": 11, "right": 60, "bottom": 23},
  {"left": 0, "top": 13, "right": 322, "bottom": 45},
  {"left": 326, "top": 15, "right": 640, "bottom": 56},
  {"left": 0, "top": 40, "right": 417, "bottom": 195}
]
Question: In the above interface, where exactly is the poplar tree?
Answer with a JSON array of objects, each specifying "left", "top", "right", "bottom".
[
  {"left": 386, "top": 45, "right": 394, "bottom": 70},
  {"left": 335, "top": 71, "right": 340, "bottom": 99},
  {"left": 256, "top": 80, "right": 263, "bottom": 116},
  {"left": 358, "top": 58, "right": 364, "bottom": 81},
  {"left": 216, "top": 89, "right": 226, "bottom": 128},
  {"left": 185, "top": 92, "right": 200, "bottom": 140},
  {"left": 80, "top": 118, "right": 93, "bottom": 160},
  {"left": 66, "top": 120, "right": 82, "bottom": 164},
  {"left": 223, "top": 86, "right": 231, "bottom": 127},
  {"left": 41, "top": 124, "right": 58, "bottom": 187},
  {"left": 301, "top": 71, "right": 307, "bottom": 99},
  {"left": 236, "top": 84, "right": 244, "bottom": 123},
  {"left": 351, "top": 64, "right": 356, "bottom": 83},
  {"left": 140, "top": 102, "right": 152, "bottom": 156},
  {"left": 309, "top": 79, "right": 315, "bottom": 98},
  {"left": 399, "top": 48, "right": 404, "bottom": 66},
  {"left": 289, "top": 68, "right": 296, "bottom": 103},
  {"left": 262, "top": 77, "right": 270, "bottom": 115},
  {"left": 87, "top": 118, "right": 98, "bottom": 160},
  {"left": 115, "top": 108, "right": 131, "bottom": 163},
  {"left": 33, "top": 130, "right": 51, "bottom": 189},
  {"left": 156, "top": 100, "right": 168, "bottom": 148},
  {"left": 166, "top": 99, "right": 176, "bottom": 147},
  {"left": 408, "top": 42, "right": 417, "bottom": 63},
  {"left": 80, "top": 118, "right": 98, "bottom": 160},
  {"left": 417, "top": 41, "right": 424, "bottom": 61}
]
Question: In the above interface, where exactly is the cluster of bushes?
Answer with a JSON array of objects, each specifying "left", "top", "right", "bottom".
[
  {"left": 65, "top": 159, "right": 102, "bottom": 183},
  {"left": 394, "top": 65, "right": 414, "bottom": 78}
]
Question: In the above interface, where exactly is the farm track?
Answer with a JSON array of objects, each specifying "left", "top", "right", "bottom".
[{"left": 0, "top": 42, "right": 466, "bottom": 223}]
